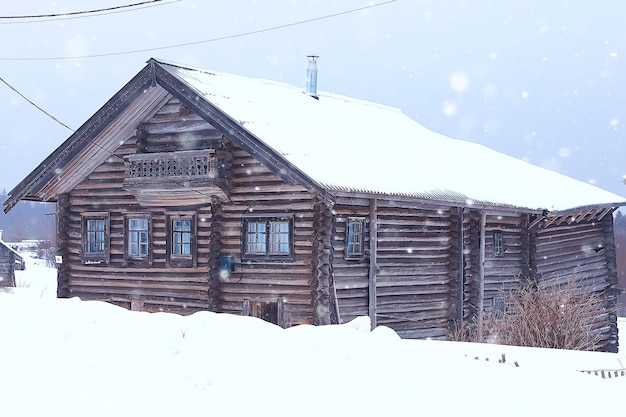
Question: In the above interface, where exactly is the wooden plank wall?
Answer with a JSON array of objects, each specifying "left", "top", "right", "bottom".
[
  {"left": 482, "top": 213, "right": 529, "bottom": 312},
  {"left": 215, "top": 144, "right": 317, "bottom": 326},
  {"left": 331, "top": 199, "right": 370, "bottom": 323},
  {"left": 0, "top": 245, "right": 16, "bottom": 287},
  {"left": 532, "top": 217, "right": 619, "bottom": 351},
  {"left": 373, "top": 200, "right": 455, "bottom": 339},
  {"left": 333, "top": 199, "right": 464, "bottom": 338}
]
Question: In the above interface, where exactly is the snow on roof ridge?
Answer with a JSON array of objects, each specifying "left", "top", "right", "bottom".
[{"left": 158, "top": 58, "right": 626, "bottom": 212}]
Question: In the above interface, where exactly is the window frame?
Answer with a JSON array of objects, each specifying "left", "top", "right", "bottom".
[
  {"left": 345, "top": 217, "right": 366, "bottom": 259},
  {"left": 124, "top": 214, "right": 152, "bottom": 265},
  {"left": 242, "top": 214, "right": 294, "bottom": 261},
  {"left": 166, "top": 212, "right": 197, "bottom": 267},
  {"left": 81, "top": 213, "right": 110, "bottom": 264},
  {"left": 493, "top": 230, "right": 505, "bottom": 257}
]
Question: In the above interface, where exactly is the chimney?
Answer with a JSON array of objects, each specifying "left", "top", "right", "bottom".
[
  {"left": 306, "top": 55, "right": 319, "bottom": 99},
  {"left": 0, "top": 230, "right": 3, "bottom": 241}
]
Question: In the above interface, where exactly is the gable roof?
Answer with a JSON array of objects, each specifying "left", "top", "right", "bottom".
[
  {"left": 0, "top": 238, "right": 22, "bottom": 262},
  {"left": 4, "top": 58, "right": 626, "bottom": 214}
]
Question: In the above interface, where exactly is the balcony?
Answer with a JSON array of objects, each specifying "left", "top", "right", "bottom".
[{"left": 122, "top": 149, "right": 229, "bottom": 206}]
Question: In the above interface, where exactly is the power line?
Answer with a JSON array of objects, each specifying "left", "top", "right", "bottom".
[
  {"left": 0, "top": 76, "right": 75, "bottom": 132},
  {"left": 0, "top": 0, "right": 176, "bottom": 20},
  {"left": 0, "top": 1, "right": 181, "bottom": 25},
  {"left": 0, "top": 0, "right": 396, "bottom": 61}
]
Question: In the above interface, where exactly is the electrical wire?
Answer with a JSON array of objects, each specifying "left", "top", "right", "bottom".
[
  {"left": 0, "top": 0, "right": 177, "bottom": 20},
  {"left": 0, "top": 0, "right": 396, "bottom": 61},
  {"left": 0, "top": 74, "right": 223, "bottom": 202},
  {"left": 0, "top": 76, "right": 75, "bottom": 132}
]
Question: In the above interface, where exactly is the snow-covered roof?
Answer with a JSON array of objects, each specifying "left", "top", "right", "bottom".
[{"left": 159, "top": 60, "right": 626, "bottom": 213}]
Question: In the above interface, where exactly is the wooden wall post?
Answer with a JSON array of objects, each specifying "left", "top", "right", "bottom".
[
  {"left": 457, "top": 208, "right": 465, "bottom": 323},
  {"left": 369, "top": 198, "right": 378, "bottom": 330},
  {"left": 56, "top": 193, "right": 70, "bottom": 298},
  {"left": 477, "top": 211, "right": 486, "bottom": 341}
]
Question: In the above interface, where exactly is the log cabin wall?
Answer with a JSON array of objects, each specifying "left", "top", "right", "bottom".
[
  {"left": 58, "top": 96, "right": 216, "bottom": 314},
  {"left": 0, "top": 244, "right": 16, "bottom": 287},
  {"left": 332, "top": 198, "right": 457, "bottom": 339},
  {"left": 57, "top": 94, "right": 321, "bottom": 324},
  {"left": 531, "top": 214, "right": 619, "bottom": 351},
  {"left": 215, "top": 143, "right": 318, "bottom": 327},
  {"left": 374, "top": 200, "right": 455, "bottom": 339},
  {"left": 331, "top": 198, "right": 371, "bottom": 323},
  {"left": 460, "top": 209, "right": 479, "bottom": 326}
]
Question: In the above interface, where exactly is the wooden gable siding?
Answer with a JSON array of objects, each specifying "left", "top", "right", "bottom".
[
  {"left": 531, "top": 217, "right": 619, "bottom": 351},
  {"left": 214, "top": 144, "right": 318, "bottom": 326},
  {"left": 0, "top": 244, "right": 17, "bottom": 287}
]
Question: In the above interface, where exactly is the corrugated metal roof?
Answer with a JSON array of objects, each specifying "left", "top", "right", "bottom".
[{"left": 159, "top": 60, "right": 626, "bottom": 212}]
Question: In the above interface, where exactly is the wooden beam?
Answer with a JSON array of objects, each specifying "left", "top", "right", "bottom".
[
  {"left": 457, "top": 208, "right": 465, "bottom": 323},
  {"left": 477, "top": 211, "right": 486, "bottom": 341},
  {"left": 369, "top": 198, "right": 378, "bottom": 330}
]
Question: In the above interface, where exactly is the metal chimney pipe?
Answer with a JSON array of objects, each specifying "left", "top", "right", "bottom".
[{"left": 306, "top": 55, "right": 319, "bottom": 99}]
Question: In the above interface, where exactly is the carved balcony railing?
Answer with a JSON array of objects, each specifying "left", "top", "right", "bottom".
[{"left": 122, "top": 149, "right": 229, "bottom": 206}]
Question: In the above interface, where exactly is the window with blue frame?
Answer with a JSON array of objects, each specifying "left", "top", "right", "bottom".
[{"left": 346, "top": 217, "right": 365, "bottom": 258}]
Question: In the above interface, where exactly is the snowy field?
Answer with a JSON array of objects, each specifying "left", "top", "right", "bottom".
[{"left": 2, "top": 254, "right": 626, "bottom": 417}]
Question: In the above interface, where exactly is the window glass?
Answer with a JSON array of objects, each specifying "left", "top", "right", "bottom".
[
  {"left": 246, "top": 221, "right": 267, "bottom": 254},
  {"left": 128, "top": 218, "right": 149, "bottom": 256},
  {"left": 172, "top": 219, "right": 192, "bottom": 256},
  {"left": 494, "top": 231, "right": 504, "bottom": 256},
  {"left": 244, "top": 216, "right": 292, "bottom": 258},
  {"left": 346, "top": 218, "right": 365, "bottom": 257},
  {"left": 269, "top": 221, "right": 290, "bottom": 254},
  {"left": 86, "top": 219, "right": 105, "bottom": 254}
]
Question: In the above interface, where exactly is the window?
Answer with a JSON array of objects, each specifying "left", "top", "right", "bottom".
[
  {"left": 493, "top": 231, "right": 504, "bottom": 256},
  {"left": 82, "top": 214, "right": 109, "bottom": 263},
  {"left": 167, "top": 213, "right": 196, "bottom": 267},
  {"left": 243, "top": 215, "right": 293, "bottom": 259},
  {"left": 346, "top": 217, "right": 365, "bottom": 258},
  {"left": 172, "top": 219, "right": 192, "bottom": 256},
  {"left": 125, "top": 216, "right": 150, "bottom": 264}
]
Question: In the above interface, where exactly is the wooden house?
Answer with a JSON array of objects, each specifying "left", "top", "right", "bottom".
[
  {"left": 4, "top": 58, "right": 625, "bottom": 351},
  {"left": 0, "top": 231, "right": 23, "bottom": 287}
]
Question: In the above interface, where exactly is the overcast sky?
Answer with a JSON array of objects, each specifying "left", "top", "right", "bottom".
[{"left": 1, "top": 0, "right": 625, "bottom": 198}]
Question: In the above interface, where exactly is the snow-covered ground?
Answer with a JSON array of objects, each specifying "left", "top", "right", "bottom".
[{"left": 2, "top": 253, "right": 625, "bottom": 416}]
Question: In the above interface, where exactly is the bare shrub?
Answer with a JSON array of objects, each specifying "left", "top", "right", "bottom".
[
  {"left": 483, "top": 281, "right": 607, "bottom": 350},
  {"left": 450, "top": 280, "right": 609, "bottom": 351}
]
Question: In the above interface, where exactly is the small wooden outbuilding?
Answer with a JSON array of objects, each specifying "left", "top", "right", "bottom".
[
  {"left": 4, "top": 58, "right": 625, "bottom": 351},
  {"left": 0, "top": 232, "right": 23, "bottom": 287}
]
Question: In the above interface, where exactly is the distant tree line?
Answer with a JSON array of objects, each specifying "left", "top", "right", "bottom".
[{"left": 0, "top": 189, "right": 56, "bottom": 243}]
